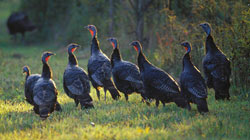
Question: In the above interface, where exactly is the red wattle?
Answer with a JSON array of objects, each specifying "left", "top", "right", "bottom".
[
  {"left": 45, "top": 56, "right": 50, "bottom": 62},
  {"left": 185, "top": 47, "right": 188, "bottom": 51},
  {"left": 71, "top": 48, "right": 76, "bottom": 53},
  {"left": 134, "top": 46, "right": 138, "bottom": 52},
  {"left": 111, "top": 42, "right": 115, "bottom": 48},
  {"left": 90, "top": 30, "right": 94, "bottom": 38}
]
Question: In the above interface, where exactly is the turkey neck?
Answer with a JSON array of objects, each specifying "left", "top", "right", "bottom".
[
  {"left": 68, "top": 52, "right": 78, "bottom": 66},
  {"left": 183, "top": 52, "right": 194, "bottom": 71},
  {"left": 42, "top": 62, "right": 52, "bottom": 79},
  {"left": 138, "top": 51, "right": 151, "bottom": 72},
  {"left": 25, "top": 70, "right": 30, "bottom": 80},
  {"left": 206, "top": 34, "right": 219, "bottom": 53},
  {"left": 111, "top": 47, "right": 122, "bottom": 67},
  {"left": 91, "top": 36, "right": 101, "bottom": 55}
]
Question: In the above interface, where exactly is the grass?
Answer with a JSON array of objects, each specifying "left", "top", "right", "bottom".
[
  {"left": 0, "top": 36, "right": 250, "bottom": 140},
  {"left": 0, "top": 1, "right": 250, "bottom": 140}
]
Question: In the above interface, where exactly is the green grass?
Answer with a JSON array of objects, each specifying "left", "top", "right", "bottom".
[
  {"left": 0, "top": 1, "right": 249, "bottom": 140},
  {"left": 0, "top": 40, "right": 250, "bottom": 140}
]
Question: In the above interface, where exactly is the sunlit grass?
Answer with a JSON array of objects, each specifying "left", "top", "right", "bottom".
[{"left": 0, "top": 42, "right": 249, "bottom": 139}]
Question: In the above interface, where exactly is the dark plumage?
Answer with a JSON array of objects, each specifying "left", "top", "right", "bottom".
[
  {"left": 33, "top": 52, "right": 62, "bottom": 119},
  {"left": 107, "top": 37, "right": 145, "bottom": 101},
  {"left": 131, "top": 41, "right": 190, "bottom": 109},
  {"left": 200, "top": 23, "right": 231, "bottom": 100},
  {"left": 85, "top": 25, "right": 120, "bottom": 100},
  {"left": 7, "top": 12, "right": 36, "bottom": 40},
  {"left": 63, "top": 43, "right": 94, "bottom": 109},
  {"left": 180, "top": 42, "right": 209, "bottom": 113},
  {"left": 23, "top": 66, "right": 40, "bottom": 105}
]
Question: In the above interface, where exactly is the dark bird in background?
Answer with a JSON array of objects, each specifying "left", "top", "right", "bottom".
[
  {"left": 63, "top": 43, "right": 94, "bottom": 109},
  {"left": 107, "top": 37, "right": 146, "bottom": 101},
  {"left": 85, "top": 25, "right": 120, "bottom": 101},
  {"left": 23, "top": 66, "right": 40, "bottom": 106},
  {"left": 33, "top": 52, "right": 62, "bottom": 119},
  {"left": 7, "top": 12, "right": 36, "bottom": 41},
  {"left": 131, "top": 41, "right": 190, "bottom": 109},
  {"left": 180, "top": 42, "right": 209, "bottom": 113},
  {"left": 200, "top": 23, "right": 231, "bottom": 100}
]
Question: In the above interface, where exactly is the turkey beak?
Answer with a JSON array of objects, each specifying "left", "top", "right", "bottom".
[
  {"left": 180, "top": 43, "right": 185, "bottom": 46},
  {"left": 49, "top": 53, "right": 55, "bottom": 56},
  {"left": 75, "top": 45, "right": 80, "bottom": 48},
  {"left": 129, "top": 42, "right": 136, "bottom": 46}
]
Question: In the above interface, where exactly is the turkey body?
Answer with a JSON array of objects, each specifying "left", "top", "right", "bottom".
[
  {"left": 141, "top": 62, "right": 188, "bottom": 108},
  {"left": 63, "top": 44, "right": 93, "bottom": 109},
  {"left": 112, "top": 59, "right": 145, "bottom": 101},
  {"left": 180, "top": 42, "right": 208, "bottom": 113},
  {"left": 109, "top": 38, "right": 145, "bottom": 101},
  {"left": 24, "top": 73, "right": 40, "bottom": 105},
  {"left": 132, "top": 41, "right": 190, "bottom": 109},
  {"left": 33, "top": 77, "right": 59, "bottom": 118},
  {"left": 33, "top": 52, "right": 61, "bottom": 119},
  {"left": 64, "top": 65, "right": 94, "bottom": 108},
  {"left": 203, "top": 35, "right": 231, "bottom": 100},
  {"left": 7, "top": 12, "right": 36, "bottom": 40},
  {"left": 87, "top": 34, "right": 120, "bottom": 100}
]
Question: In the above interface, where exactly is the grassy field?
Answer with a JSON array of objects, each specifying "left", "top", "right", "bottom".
[
  {"left": 0, "top": 1, "right": 250, "bottom": 140},
  {"left": 0, "top": 44, "right": 250, "bottom": 140}
]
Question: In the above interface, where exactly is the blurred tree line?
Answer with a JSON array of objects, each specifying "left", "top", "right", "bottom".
[{"left": 19, "top": 0, "right": 249, "bottom": 94}]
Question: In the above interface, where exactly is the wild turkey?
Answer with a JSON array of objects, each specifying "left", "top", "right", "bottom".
[
  {"left": 107, "top": 37, "right": 146, "bottom": 101},
  {"left": 23, "top": 66, "right": 40, "bottom": 105},
  {"left": 7, "top": 12, "right": 36, "bottom": 41},
  {"left": 200, "top": 23, "right": 231, "bottom": 100},
  {"left": 63, "top": 43, "right": 94, "bottom": 109},
  {"left": 85, "top": 25, "right": 120, "bottom": 100},
  {"left": 130, "top": 41, "right": 190, "bottom": 109},
  {"left": 180, "top": 42, "right": 209, "bottom": 113},
  {"left": 33, "top": 52, "right": 62, "bottom": 119}
]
